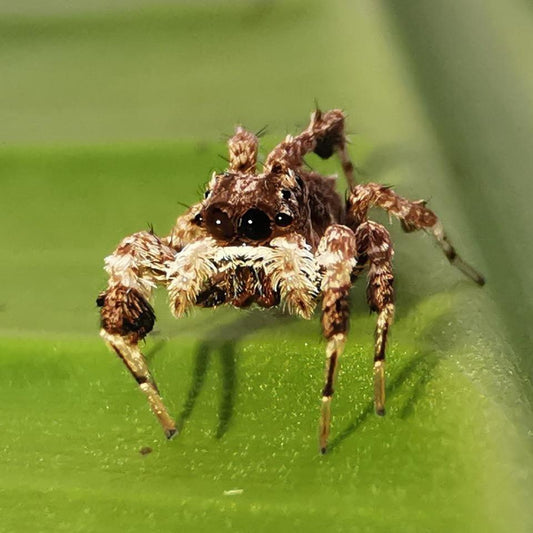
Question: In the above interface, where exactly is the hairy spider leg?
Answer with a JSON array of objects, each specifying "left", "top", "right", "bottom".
[
  {"left": 317, "top": 224, "right": 357, "bottom": 453},
  {"left": 346, "top": 183, "right": 485, "bottom": 286},
  {"left": 431, "top": 221, "right": 485, "bottom": 285},
  {"left": 98, "top": 231, "right": 178, "bottom": 438},
  {"left": 100, "top": 331, "right": 177, "bottom": 438},
  {"left": 264, "top": 109, "right": 355, "bottom": 188},
  {"left": 166, "top": 204, "right": 206, "bottom": 250},
  {"left": 227, "top": 126, "right": 259, "bottom": 174},
  {"left": 354, "top": 221, "right": 395, "bottom": 416},
  {"left": 336, "top": 143, "right": 356, "bottom": 189}
]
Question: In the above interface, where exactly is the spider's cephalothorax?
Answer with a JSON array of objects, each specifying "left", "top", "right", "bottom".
[
  {"left": 97, "top": 109, "right": 484, "bottom": 453},
  {"left": 200, "top": 169, "right": 313, "bottom": 244}
]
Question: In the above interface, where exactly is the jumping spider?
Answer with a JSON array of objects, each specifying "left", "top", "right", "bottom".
[{"left": 97, "top": 109, "right": 484, "bottom": 453}]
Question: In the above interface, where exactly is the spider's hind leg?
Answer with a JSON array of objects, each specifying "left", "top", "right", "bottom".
[
  {"left": 97, "top": 231, "right": 178, "bottom": 438},
  {"left": 347, "top": 183, "right": 485, "bottom": 285},
  {"left": 354, "top": 221, "right": 395, "bottom": 416},
  {"left": 264, "top": 109, "right": 356, "bottom": 188},
  {"left": 309, "top": 109, "right": 356, "bottom": 189}
]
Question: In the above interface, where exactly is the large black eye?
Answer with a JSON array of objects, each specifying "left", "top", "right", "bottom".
[
  {"left": 238, "top": 209, "right": 272, "bottom": 241},
  {"left": 275, "top": 213, "right": 293, "bottom": 227},
  {"left": 205, "top": 206, "right": 234, "bottom": 239}
]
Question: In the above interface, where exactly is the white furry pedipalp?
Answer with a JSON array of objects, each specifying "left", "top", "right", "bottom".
[{"left": 165, "top": 238, "right": 322, "bottom": 318}]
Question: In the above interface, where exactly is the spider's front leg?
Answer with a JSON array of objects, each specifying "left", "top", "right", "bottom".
[
  {"left": 316, "top": 224, "right": 357, "bottom": 453},
  {"left": 352, "top": 221, "right": 395, "bottom": 417},
  {"left": 97, "top": 230, "right": 178, "bottom": 438}
]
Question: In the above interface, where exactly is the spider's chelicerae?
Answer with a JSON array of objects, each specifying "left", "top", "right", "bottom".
[{"left": 97, "top": 109, "right": 484, "bottom": 453}]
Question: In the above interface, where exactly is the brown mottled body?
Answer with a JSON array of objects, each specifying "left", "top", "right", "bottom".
[{"left": 98, "top": 109, "right": 484, "bottom": 452}]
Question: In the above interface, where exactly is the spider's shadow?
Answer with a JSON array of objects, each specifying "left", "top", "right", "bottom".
[
  {"left": 328, "top": 349, "right": 441, "bottom": 452},
  {"left": 150, "top": 311, "right": 293, "bottom": 439},
  {"left": 147, "top": 285, "right": 456, "bottom": 444},
  {"left": 176, "top": 338, "right": 235, "bottom": 439},
  {"left": 329, "top": 307, "right": 455, "bottom": 452}
]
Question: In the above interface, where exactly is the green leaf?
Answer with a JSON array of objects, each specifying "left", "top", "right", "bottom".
[{"left": 1, "top": 1, "right": 532, "bottom": 532}]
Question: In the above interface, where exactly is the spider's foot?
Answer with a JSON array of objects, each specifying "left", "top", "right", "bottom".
[
  {"left": 453, "top": 256, "right": 486, "bottom": 286},
  {"left": 319, "top": 396, "right": 332, "bottom": 454},
  {"left": 373, "top": 360, "right": 386, "bottom": 416},
  {"left": 100, "top": 330, "right": 176, "bottom": 440},
  {"left": 165, "top": 428, "right": 178, "bottom": 440}
]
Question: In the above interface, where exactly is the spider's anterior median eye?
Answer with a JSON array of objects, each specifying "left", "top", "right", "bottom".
[
  {"left": 238, "top": 209, "right": 272, "bottom": 241},
  {"left": 205, "top": 207, "right": 234, "bottom": 239},
  {"left": 275, "top": 213, "right": 293, "bottom": 227}
]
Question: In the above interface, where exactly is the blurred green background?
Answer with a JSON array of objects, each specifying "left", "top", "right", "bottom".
[{"left": 1, "top": 1, "right": 532, "bottom": 532}]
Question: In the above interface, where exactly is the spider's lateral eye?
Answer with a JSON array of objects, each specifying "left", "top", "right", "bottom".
[
  {"left": 204, "top": 190, "right": 211, "bottom": 199},
  {"left": 295, "top": 175, "right": 304, "bottom": 188},
  {"left": 281, "top": 189, "right": 291, "bottom": 200},
  {"left": 193, "top": 213, "right": 203, "bottom": 226},
  {"left": 271, "top": 163, "right": 283, "bottom": 175},
  {"left": 275, "top": 213, "right": 293, "bottom": 227}
]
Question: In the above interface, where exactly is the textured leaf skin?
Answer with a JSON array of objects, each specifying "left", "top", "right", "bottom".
[{"left": 1, "top": 1, "right": 532, "bottom": 531}]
